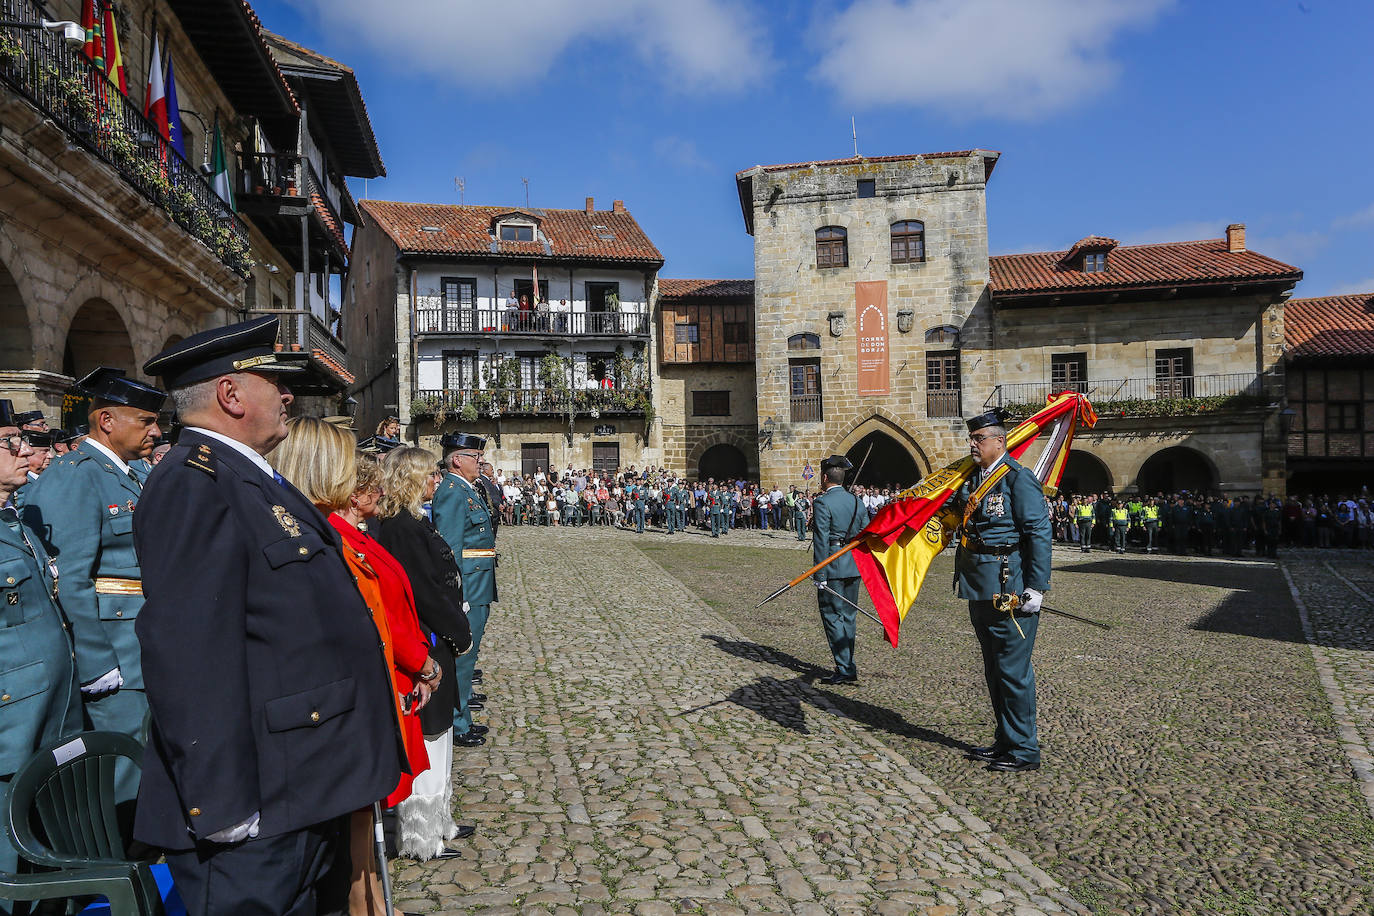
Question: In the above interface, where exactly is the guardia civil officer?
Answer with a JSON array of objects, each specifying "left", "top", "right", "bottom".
[
  {"left": 811, "top": 455, "right": 866, "bottom": 685},
  {"left": 135, "top": 317, "right": 403, "bottom": 915},
  {"left": 956, "top": 409, "right": 1051, "bottom": 773},
  {"left": 0, "top": 400, "right": 82, "bottom": 911},
  {"left": 21, "top": 368, "right": 164, "bottom": 784},
  {"left": 433, "top": 433, "right": 496, "bottom": 747}
]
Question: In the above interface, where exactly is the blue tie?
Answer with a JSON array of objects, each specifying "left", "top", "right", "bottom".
[{"left": 273, "top": 471, "right": 287, "bottom": 487}]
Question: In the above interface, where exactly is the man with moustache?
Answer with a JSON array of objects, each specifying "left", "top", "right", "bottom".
[{"left": 22, "top": 368, "right": 165, "bottom": 768}]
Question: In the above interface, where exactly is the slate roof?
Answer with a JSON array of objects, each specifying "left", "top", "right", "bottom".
[
  {"left": 658, "top": 279, "right": 755, "bottom": 299},
  {"left": 990, "top": 238, "right": 1302, "bottom": 298},
  {"left": 1284, "top": 294, "right": 1374, "bottom": 360},
  {"left": 358, "top": 200, "right": 663, "bottom": 264}
]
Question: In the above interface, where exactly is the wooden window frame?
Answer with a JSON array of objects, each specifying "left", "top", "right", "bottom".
[
  {"left": 1083, "top": 251, "right": 1107, "bottom": 273},
  {"left": 499, "top": 223, "right": 535, "bottom": 242},
  {"left": 1327, "top": 401, "right": 1361, "bottom": 432},
  {"left": 692, "top": 390, "right": 731, "bottom": 417},
  {"left": 1051, "top": 352, "right": 1088, "bottom": 392},
  {"left": 925, "top": 350, "right": 961, "bottom": 418},
  {"left": 890, "top": 220, "right": 926, "bottom": 264},
  {"left": 675, "top": 323, "right": 699, "bottom": 344},
  {"left": 857, "top": 179, "right": 876, "bottom": 199},
  {"left": 816, "top": 226, "right": 848, "bottom": 269}
]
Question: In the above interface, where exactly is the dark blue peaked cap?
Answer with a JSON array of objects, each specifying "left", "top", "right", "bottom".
[
  {"left": 966, "top": 408, "right": 1009, "bottom": 434},
  {"left": 75, "top": 367, "right": 167, "bottom": 413},
  {"left": 440, "top": 433, "right": 486, "bottom": 453},
  {"left": 143, "top": 316, "right": 304, "bottom": 388}
]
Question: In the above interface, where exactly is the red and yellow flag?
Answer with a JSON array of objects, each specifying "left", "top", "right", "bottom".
[
  {"left": 103, "top": 2, "right": 128, "bottom": 97},
  {"left": 852, "top": 392, "right": 1098, "bottom": 647}
]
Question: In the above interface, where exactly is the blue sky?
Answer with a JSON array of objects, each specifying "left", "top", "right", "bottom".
[{"left": 256, "top": 0, "right": 1372, "bottom": 297}]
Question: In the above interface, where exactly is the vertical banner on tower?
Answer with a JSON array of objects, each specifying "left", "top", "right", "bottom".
[{"left": 855, "top": 280, "right": 889, "bottom": 395}]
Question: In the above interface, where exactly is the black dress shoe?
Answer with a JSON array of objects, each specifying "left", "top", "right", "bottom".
[
  {"left": 454, "top": 731, "right": 486, "bottom": 747},
  {"left": 467, "top": 699, "right": 484, "bottom": 711},
  {"left": 473, "top": 669, "right": 484, "bottom": 680},
  {"left": 964, "top": 745, "right": 1007, "bottom": 761},
  {"left": 819, "top": 673, "right": 858, "bottom": 686},
  {"left": 470, "top": 692, "right": 488, "bottom": 704},
  {"left": 452, "top": 824, "right": 476, "bottom": 840},
  {"left": 430, "top": 848, "right": 461, "bottom": 860},
  {"left": 987, "top": 757, "right": 1040, "bottom": 772},
  {"left": 468, "top": 723, "right": 489, "bottom": 737}
]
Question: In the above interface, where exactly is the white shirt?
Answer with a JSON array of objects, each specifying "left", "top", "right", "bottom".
[
  {"left": 189, "top": 426, "right": 277, "bottom": 480},
  {"left": 83, "top": 438, "right": 132, "bottom": 477},
  {"left": 977, "top": 453, "right": 1007, "bottom": 485}
]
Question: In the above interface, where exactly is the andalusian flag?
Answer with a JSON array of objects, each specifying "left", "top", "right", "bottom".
[
  {"left": 102, "top": 2, "right": 127, "bottom": 96},
  {"left": 852, "top": 392, "right": 1098, "bottom": 646},
  {"left": 209, "top": 116, "right": 234, "bottom": 207}
]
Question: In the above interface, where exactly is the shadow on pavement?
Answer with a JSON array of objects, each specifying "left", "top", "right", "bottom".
[{"left": 701, "top": 634, "right": 825, "bottom": 676}]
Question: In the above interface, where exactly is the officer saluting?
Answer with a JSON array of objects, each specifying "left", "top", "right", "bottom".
[
  {"left": 432, "top": 433, "right": 495, "bottom": 748},
  {"left": 135, "top": 317, "right": 403, "bottom": 915},
  {"left": 811, "top": 454, "right": 866, "bottom": 686},
  {"left": 21, "top": 368, "right": 164, "bottom": 779},
  {"left": 955, "top": 409, "right": 1051, "bottom": 773}
]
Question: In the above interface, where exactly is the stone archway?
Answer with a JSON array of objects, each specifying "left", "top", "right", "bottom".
[
  {"left": 1061, "top": 451, "right": 1112, "bottom": 496},
  {"left": 828, "top": 410, "right": 931, "bottom": 489},
  {"left": 0, "top": 254, "right": 31, "bottom": 370},
  {"left": 686, "top": 430, "right": 758, "bottom": 482},
  {"left": 844, "top": 431, "right": 921, "bottom": 490},
  {"left": 1136, "top": 446, "right": 1218, "bottom": 496},
  {"left": 698, "top": 443, "right": 748, "bottom": 482},
  {"left": 63, "top": 298, "right": 136, "bottom": 378}
]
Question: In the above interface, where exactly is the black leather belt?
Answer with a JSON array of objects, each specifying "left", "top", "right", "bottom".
[{"left": 959, "top": 537, "right": 1017, "bottom": 556}]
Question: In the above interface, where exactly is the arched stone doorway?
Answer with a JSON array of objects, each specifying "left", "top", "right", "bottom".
[
  {"left": 0, "top": 256, "right": 32, "bottom": 370},
  {"left": 845, "top": 431, "right": 921, "bottom": 490},
  {"left": 1136, "top": 446, "right": 1217, "bottom": 496},
  {"left": 1060, "top": 451, "right": 1112, "bottom": 496},
  {"left": 699, "top": 443, "right": 748, "bottom": 482},
  {"left": 63, "top": 299, "right": 136, "bottom": 379}
]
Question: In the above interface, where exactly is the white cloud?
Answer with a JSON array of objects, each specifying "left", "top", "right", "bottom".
[
  {"left": 1117, "top": 220, "right": 1226, "bottom": 246},
  {"left": 811, "top": 0, "right": 1172, "bottom": 119},
  {"left": 283, "top": 0, "right": 772, "bottom": 93},
  {"left": 1326, "top": 275, "right": 1374, "bottom": 297},
  {"left": 652, "top": 136, "right": 711, "bottom": 171},
  {"left": 1334, "top": 202, "right": 1374, "bottom": 228}
]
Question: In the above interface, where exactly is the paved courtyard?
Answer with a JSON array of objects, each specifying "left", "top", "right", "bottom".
[{"left": 392, "top": 525, "right": 1374, "bottom": 915}]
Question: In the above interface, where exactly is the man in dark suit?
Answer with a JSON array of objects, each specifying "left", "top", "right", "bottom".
[
  {"left": 134, "top": 317, "right": 403, "bottom": 916},
  {"left": 811, "top": 454, "right": 866, "bottom": 686},
  {"left": 955, "top": 409, "right": 1051, "bottom": 773}
]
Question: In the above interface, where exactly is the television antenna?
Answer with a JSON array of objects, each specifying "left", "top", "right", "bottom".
[
  {"left": 454, "top": 177, "right": 465, "bottom": 205},
  {"left": 522, "top": 177, "right": 530, "bottom": 207}
]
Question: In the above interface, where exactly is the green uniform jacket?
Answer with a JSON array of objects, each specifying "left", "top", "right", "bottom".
[
  {"left": 954, "top": 456, "right": 1052, "bottom": 601},
  {"left": 22, "top": 442, "right": 146, "bottom": 687},
  {"left": 0, "top": 507, "right": 81, "bottom": 776},
  {"left": 812, "top": 485, "right": 866, "bottom": 580},
  {"left": 432, "top": 473, "right": 498, "bottom": 607}
]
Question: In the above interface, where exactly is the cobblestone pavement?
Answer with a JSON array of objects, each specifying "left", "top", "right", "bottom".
[
  {"left": 1281, "top": 550, "right": 1374, "bottom": 816},
  {"left": 391, "top": 524, "right": 1089, "bottom": 915}
]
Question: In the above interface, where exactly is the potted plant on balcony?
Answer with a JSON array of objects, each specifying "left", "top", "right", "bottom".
[
  {"left": 458, "top": 402, "right": 478, "bottom": 423},
  {"left": 0, "top": 32, "right": 27, "bottom": 69}
]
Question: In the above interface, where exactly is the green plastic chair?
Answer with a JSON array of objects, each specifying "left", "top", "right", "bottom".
[{"left": 3, "top": 731, "right": 164, "bottom": 915}]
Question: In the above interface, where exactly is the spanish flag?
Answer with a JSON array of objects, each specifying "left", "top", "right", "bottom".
[{"left": 852, "top": 392, "right": 1097, "bottom": 647}]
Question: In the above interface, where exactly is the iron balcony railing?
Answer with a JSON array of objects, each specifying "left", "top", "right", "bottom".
[
  {"left": 239, "top": 150, "right": 302, "bottom": 198},
  {"left": 415, "top": 307, "right": 650, "bottom": 337},
  {"left": 993, "top": 373, "right": 1266, "bottom": 417},
  {"left": 790, "top": 394, "right": 823, "bottom": 423},
  {"left": 0, "top": 0, "right": 252, "bottom": 276},
  {"left": 412, "top": 386, "right": 650, "bottom": 418}
]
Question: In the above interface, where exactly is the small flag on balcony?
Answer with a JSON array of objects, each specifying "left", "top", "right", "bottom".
[
  {"left": 163, "top": 48, "right": 185, "bottom": 158},
  {"left": 143, "top": 32, "right": 169, "bottom": 142},
  {"left": 82, "top": 0, "right": 105, "bottom": 72},
  {"left": 209, "top": 115, "right": 234, "bottom": 208},
  {"left": 102, "top": 1, "right": 127, "bottom": 96}
]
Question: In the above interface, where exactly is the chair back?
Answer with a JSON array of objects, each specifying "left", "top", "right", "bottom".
[{"left": 5, "top": 731, "right": 146, "bottom": 870}]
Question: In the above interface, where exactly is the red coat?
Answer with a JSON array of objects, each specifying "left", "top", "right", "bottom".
[{"left": 330, "top": 515, "right": 430, "bottom": 806}]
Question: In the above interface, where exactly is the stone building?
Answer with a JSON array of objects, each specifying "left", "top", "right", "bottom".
[
  {"left": 345, "top": 197, "right": 663, "bottom": 475},
  {"left": 0, "top": 0, "right": 378, "bottom": 419},
  {"left": 704, "top": 151, "right": 1302, "bottom": 494},
  {"left": 1282, "top": 293, "right": 1374, "bottom": 494}
]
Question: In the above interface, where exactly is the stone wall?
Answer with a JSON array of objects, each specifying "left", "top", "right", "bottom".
[
  {"left": 656, "top": 363, "right": 759, "bottom": 478},
  {"left": 416, "top": 416, "right": 654, "bottom": 477},
  {"left": 342, "top": 223, "right": 402, "bottom": 436}
]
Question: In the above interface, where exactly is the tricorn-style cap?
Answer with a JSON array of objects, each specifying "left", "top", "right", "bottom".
[
  {"left": 440, "top": 432, "right": 487, "bottom": 453},
  {"left": 74, "top": 367, "right": 167, "bottom": 413},
  {"left": 966, "top": 408, "right": 1008, "bottom": 434},
  {"left": 820, "top": 454, "right": 853, "bottom": 471},
  {"left": 358, "top": 435, "right": 400, "bottom": 454},
  {"left": 142, "top": 316, "right": 304, "bottom": 388},
  {"left": 14, "top": 410, "right": 45, "bottom": 426},
  {"left": 0, "top": 399, "right": 14, "bottom": 428},
  {"left": 23, "top": 430, "right": 52, "bottom": 449}
]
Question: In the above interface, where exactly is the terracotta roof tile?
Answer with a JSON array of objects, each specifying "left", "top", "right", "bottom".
[
  {"left": 738, "top": 150, "right": 998, "bottom": 176},
  {"left": 658, "top": 279, "right": 754, "bottom": 299},
  {"left": 311, "top": 189, "right": 347, "bottom": 254},
  {"left": 239, "top": 1, "right": 299, "bottom": 112},
  {"left": 990, "top": 238, "right": 1302, "bottom": 297},
  {"left": 1284, "top": 293, "right": 1374, "bottom": 360},
  {"left": 358, "top": 200, "right": 663, "bottom": 264}
]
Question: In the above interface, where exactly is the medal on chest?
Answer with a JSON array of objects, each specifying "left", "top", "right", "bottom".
[{"left": 984, "top": 494, "right": 1006, "bottom": 518}]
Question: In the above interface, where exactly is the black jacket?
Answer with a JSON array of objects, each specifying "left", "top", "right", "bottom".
[
  {"left": 133, "top": 430, "right": 404, "bottom": 850},
  {"left": 374, "top": 510, "right": 471, "bottom": 737}
]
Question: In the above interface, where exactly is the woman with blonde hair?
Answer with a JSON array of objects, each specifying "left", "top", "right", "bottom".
[
  {"left": 270, "top": 417, "right": 436, "bottom": 914},
  {"left": 374, "top": 446, "right": 474, "bottom": 860}
]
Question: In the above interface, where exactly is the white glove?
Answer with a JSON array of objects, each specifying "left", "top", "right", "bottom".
[
  {"left": 1020, "top": 589, "right": 1044, "bottom": 615},
  {"left": 80, "top": 667, "right": 123, "bottom": 696},
  {"left": 462, "top": 601, "right": 471, "bottom": 614},
  {"left": 206, "top": 811, "right": 260, "bottom": 844},
  {"left": 815, "top": 579, "right": 827, "bottom": 591}
]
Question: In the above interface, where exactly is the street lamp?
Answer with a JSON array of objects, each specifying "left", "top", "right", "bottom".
[{"left": 0, "top": 19, "right": 86, "bottom": 46}]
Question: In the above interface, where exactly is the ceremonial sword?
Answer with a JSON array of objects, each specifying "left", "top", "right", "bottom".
[{"left": 822, "top": 582, "right": 1112, "bottom": 631}]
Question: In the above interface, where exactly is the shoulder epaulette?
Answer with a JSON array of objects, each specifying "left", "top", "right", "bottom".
[{"left": 184, "top": 442, "right": 217, "bottom": 477}]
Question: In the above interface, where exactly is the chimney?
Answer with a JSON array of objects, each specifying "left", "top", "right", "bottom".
[
  {"left": 1226, "top": 223, "right": 1246, "bottom": 253},
  {"left": 612, "top": 199, "right": 625, "bottom": 213},
  {"left": 585, "top": 197, "right": 594, "bottom": 214}
]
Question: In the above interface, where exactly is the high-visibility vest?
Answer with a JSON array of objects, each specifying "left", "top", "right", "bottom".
[
  {"left": 1144, "top": 505, "right": 1160, "bottom": 521},
  {"left": 1075, "top": 504, "right": 1093, "bottom": 520},
  {"left": 1112, "top": 508, "right": 1128, "bottom": 523}
]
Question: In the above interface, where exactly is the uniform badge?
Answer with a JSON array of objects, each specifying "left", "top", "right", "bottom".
[
  {"left": 5, "top": 593, "right": 16, "bottom": 605},
  {"left": 272, "top": 506, "right": 301, "bottom": 537},
  {"left": 984, "top": 494, "right": 1006, "bottom": 518},
  {"left": 126, "top": 500, "right": 135, "bottom": 512},
  {"left": 108, "top": 504, "right": 119, "bottom": 515}
]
